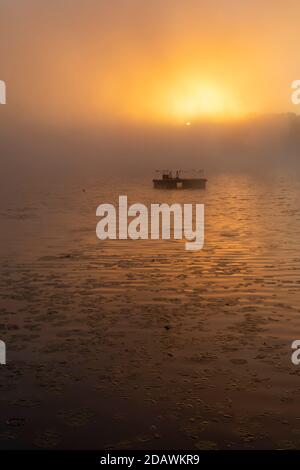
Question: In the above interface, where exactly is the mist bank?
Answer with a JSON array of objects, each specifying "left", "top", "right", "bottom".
[{"left": 1, "top": 113, "right": 300, "bottom": 188}]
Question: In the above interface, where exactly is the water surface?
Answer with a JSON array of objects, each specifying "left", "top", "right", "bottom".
[{"left": 0, "top": 171, "right": 300, "bottom": 449}]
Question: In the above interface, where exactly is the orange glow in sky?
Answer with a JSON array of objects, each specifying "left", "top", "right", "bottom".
[{"left": 1, "top": 0, "right": 300, "bottom": 126}]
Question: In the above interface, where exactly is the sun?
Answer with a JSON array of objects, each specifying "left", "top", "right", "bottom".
[{"left": 165, "top": 79, "right": 242, "bottom": 121}]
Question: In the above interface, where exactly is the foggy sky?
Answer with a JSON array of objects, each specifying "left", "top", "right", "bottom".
[
  {"left": 1, "top": 0, "right": 300, "bottom": 124},
  {"left": 1, "top": 0, "right": 300, "bottom": 179}
]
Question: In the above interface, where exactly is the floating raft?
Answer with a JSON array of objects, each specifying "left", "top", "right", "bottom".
[{"left": 153, "top": 170, "right": 207, "bottom": 189}]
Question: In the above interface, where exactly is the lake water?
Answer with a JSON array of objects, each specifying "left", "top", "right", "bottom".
[{"left": 0, "top": 171, "right": 300, "bottom": 449}]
